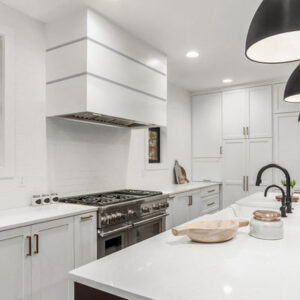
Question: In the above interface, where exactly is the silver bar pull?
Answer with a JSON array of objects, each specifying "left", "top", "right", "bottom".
[
  {"left": 243, "top": 176, "right": 245, "bottom": 191},
  {"left": 219, "top": 146, "right": 223, "bottom": 155},
  {"left": 243, "top": 127, "right": 246, "bottom": 136},
  {"left": 246, "top": 127, "right": 249, "bottom": 136},
  {"left": 188, "top": 196, "right": 193, "bottom": 206},
  {"left": 246, "top": 176, "right": 249, "bottom": 191}
]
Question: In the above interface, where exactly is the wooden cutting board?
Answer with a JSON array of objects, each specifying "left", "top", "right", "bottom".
[{"left": 172, "top": 219, "right": 249, "bottom": 243}]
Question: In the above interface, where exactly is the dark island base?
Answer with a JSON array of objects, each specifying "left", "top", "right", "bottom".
[{"left": 75, "top": 282, "right": 128, "bottom": 300}]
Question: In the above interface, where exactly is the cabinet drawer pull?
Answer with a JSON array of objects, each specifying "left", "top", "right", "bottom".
[
  {"left": 207, "top": 202, "right": 215, "bottom": 207},
  {"left": 34, "top": 234, "right": 39, "bottom": 254},
  {"left": 243, "top": 127, "right": 246, "bottom": 136},
  {"left": 188, "top": 196, "right": 193, "bottom": 206},
  {"left": 207, "top": 189, "right": 215, "bottom": 193},
  {"left": 80, "top": 215, "right": 93, "bottom": 221},
  {"left": 26, "top": 236, "right": 32, "bottom": 257}
]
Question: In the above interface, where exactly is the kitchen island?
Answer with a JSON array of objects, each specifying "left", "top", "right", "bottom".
[{"left": 69, "top": 192, "right": 300, "bottom": 300}]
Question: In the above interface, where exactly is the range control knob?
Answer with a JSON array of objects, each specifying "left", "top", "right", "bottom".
[
  {"left": 159, "top": 203, "right": 165, "bottom": 209},
  {"left": 106, "top": 214, "right": 113, "bottom": 224},
  {"left": 164, "top": 202, "right": 169, "bottom": 208},
  {"left": 128, "top": 209, "right": 136, "bottom": 217},
  {"left": 152, "top": 203, "right": 160, "bottom": 210},
  {"left": 142, "top": 206, "right": 150, "bottom": 213},
  {"left": 101, "top": 216, "right": 107, "bottom": 225},
  {"left": 111, "top": 214, "right": 117, "bottom": 222},
  {"left": 116, "top": 212, "right": 124, "bottom": 220}
]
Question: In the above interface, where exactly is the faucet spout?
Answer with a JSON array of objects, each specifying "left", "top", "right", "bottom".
[
  {"left": 264, "top": 184, "right": 287, "bottom": 217},
  {"left": 256, "top": 164, "right": 292, "bottom": 213}
]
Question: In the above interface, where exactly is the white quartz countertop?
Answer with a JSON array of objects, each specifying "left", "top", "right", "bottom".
[
  {"left": 69, "top": 192, "right": 300, "bottom": 300},
  {"left": 130, "top": 181, "right": 220, "bottom": 197},
  {"left": 0, "top": 204, "right": 98, "bottom": 232}
]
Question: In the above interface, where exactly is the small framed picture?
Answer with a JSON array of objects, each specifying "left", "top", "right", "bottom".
[{"left": 148, "top": 127, "right": 161, "bottom": 163}]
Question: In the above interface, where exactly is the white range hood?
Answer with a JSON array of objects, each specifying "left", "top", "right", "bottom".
[{"left": 46, "top": 9, "right": 167, "bottom": 128}]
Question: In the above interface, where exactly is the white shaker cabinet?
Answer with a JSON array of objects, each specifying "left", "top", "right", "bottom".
[
  {"left": 222, "top": 86, "right": 272, "bottom": 139},
  {"left": 223, "top": 138, "right": 273, "bottom": 207},
  {"left": 74, "top": 213, "right": 97, "bottom": 268},
  {"left": 0, "top": 211, "right": 97, "bottom": 300},
  {"left": 31, "top": 217, "right": 74, "bottom": 300},
  {"left": 0, "top": 226, "right": 32, "bottom": 300},
  {"left": 222, "top": 89, "right": 248, "bottom": 139},
  {"left": 192, "top": 93, "right": 222, "bottom": 157},
  {"left": 274, "top": 113, "right": 300, "bottom": 190},
  {"left": 273, "top": 83, "right": 300, "bottom": 113},
  {"left": 248, "top": 86, "right": 272, "bottom": 138}
]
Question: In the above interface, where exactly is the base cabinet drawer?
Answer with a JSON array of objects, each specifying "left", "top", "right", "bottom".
[
  {"left": 201, "top": 194, "right": 220, "bottom": 214},
  {"left": 201, "top": 185, "right": 219, "bottom": 197}
]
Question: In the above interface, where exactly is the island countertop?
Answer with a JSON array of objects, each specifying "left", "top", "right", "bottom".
[{"left": 69, "top": 193, "right": 300, "bottom": 300}]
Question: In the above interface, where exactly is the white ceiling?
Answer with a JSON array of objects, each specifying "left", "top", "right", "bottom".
[{"left": 1, "top": 0, "right": 297, "bottom": 92}]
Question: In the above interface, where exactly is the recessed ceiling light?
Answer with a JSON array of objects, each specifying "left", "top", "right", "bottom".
[
  {"left": 186, "top": 51, "right": 199, "bottom": 58},
  {"left": 223, "top": 78, "right": 233, "bottom": 83}
]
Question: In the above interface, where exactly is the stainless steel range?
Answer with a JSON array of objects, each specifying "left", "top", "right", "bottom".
[{"left": 59, "top": 189, "right": 168, "bottom": 258}]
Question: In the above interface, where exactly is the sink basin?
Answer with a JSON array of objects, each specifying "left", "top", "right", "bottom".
[{"left": 235, "top": 192, "right": 281, "bottom": 209}]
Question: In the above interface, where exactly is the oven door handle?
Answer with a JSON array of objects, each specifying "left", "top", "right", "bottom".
[
  {"left": 133, "top": 214, "right": 168, "bottom": 227},
  {"left": 98, "top": 224, "right": 132, "bottom": 238}
]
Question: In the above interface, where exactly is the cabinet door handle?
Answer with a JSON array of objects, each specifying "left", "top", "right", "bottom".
[
  {"left": 80, "top": 215, "right": 93, "bottom": 221},
  {"left": 243, "top": 127, "right": 246, "bottom": 136},
  {"left": 207, "top": 202, "right": 215, "bottom": 207},
  {"left": 219, "top": 146, "right": 223, "bottom": 155},
  {"left": 246, "top": 127, "right": 249, "bottom": 136},
  {"left": 26, "top": 236, "right": 32, "bottom": 257},
  {"left": 188, "top": 196, "right": 193, "bottom": 206},
  {"left": 246, "top": 176, "right": 249, "bottom": 191},
  {"left": 34, "top": 234, "right": 39, "bottom": 254},
  {"left": 243, "top": 176, "right": 245, "bottom": 191}
]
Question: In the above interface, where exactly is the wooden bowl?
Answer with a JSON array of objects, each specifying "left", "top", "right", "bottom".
[
  {"left": 275, "top": 195, "right": 299, "bottom": 202},
  {"left": 172, "top": 219, "right": 249, "bottom": 243}
]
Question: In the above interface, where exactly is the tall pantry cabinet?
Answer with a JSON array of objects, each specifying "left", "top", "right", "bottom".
[{"left": 192, "top": 85, "right": 274, "bottom": 208}]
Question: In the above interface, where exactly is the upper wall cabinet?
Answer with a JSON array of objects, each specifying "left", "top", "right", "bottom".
[
  {"left": 222, "top": 85, "right": 272, "bottom": 139},
  {"left": 192, "top": 93, "right": 222, "bottom": 157},
  {"left": 222, "top": 89, "right": 248, "bottom": 139},
  {"left": 46, "top": 9, "right": 167, "bottom": 128},
  {"left": 273, "top": 83, "right": 300, "bottom": 114}
]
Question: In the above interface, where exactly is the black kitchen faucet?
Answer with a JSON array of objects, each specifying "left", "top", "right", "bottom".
[
  {"left": 264, "top": 184, "right": 287, "bottom": 217},
  {"left": 256, "top": 164, "right": 292, "bottom": 214}
]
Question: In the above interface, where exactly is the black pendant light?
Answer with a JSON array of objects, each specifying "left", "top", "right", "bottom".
[
  {"left": 246, "top": 0, "right": 300, "bottom": 64},
  {"left": 284, "top": 65, "right": 300, "bottom": 122},
  {"left": 284, "top": 64, "right": 300, "bottom": 103}
]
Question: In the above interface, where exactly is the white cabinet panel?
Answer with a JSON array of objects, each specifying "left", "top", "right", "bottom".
[
  {"left": 223, "top": 140, "right": 247, "bottom": 183},
  {"left": 192, "top": 158, "right": 222, "bottom": 182},
  {"left": 273, "top": 83, "right": 300, "bottom": 113},
  {"left": 247, "top": 138, "right": 273, "bottom": 185},
  {"left": 0, "top": 227, "right": 31, "bottom": 300},
  {"left": 189, "top": 192, "right": 202, "bottom": 220},
  {"left": 274, "top": 113, "right": 300, "bottom": 190},
  {"left": 31, "top": 217, "right": 74, "bottom": 300},
  {"left": 249, "top": 86, "right": 272, "bottom": 138},
  {"left": 172, "top": 196, "right": 190, "bottom": 227},
  {"left": 74, "top": 212, "right": 97, "bottom": 268},
  {"left": 222, "top": 89, "right": 248, "bottom": 139},
  {"left": 192, "top": 93, "right": 222, "bottom": 157}
]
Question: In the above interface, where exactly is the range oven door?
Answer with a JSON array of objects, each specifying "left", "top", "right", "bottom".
[
  {"left": 97, "top": 224, "right": 131, "bottom": 258},
  {"left": 130, "top": 213, "right": 167, "bottom": 245}
]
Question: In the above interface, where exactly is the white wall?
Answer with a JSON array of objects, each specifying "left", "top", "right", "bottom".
[
  {"left": 126, "top": 83, "right": 192, "bottom": 189},
  {"left": 0, "top": 2, "right": 47, "bottom": 210},
  {"left": 0, "top": 3, "right": 192, "bottom": 210}
]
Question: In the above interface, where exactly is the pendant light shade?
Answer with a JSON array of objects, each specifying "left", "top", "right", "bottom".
[
  {"left": 246, "top": 0, "right": 300, "bottom": 64},
  {"left": 284, "top": 64, "right": 300, "bottom": 103}
]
